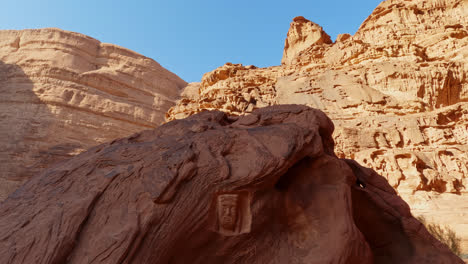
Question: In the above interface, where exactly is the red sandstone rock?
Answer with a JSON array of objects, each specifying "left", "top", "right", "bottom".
[
  {"left": 166, "top": 0, "right": 468, "bottom": 251},
  {"left": 0, "top": 105, "right": 462, "bottom": 263}
]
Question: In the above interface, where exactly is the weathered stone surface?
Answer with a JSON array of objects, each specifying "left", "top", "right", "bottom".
[
  {"left": 166, "top": 0, "right": 468, "bottom": 252},
  {"left": 281, "top": 16, "right": 332, "bottom": 65},
  {"left": 0, "top": 28, "right": 187, "bottom": 200},
  {"left": 0, "top": 105, "right": 462, "bottom": 263}
]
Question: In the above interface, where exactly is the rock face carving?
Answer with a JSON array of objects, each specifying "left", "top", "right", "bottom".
[
  {"left": 0, "top": 28, "right": 187, "bottom": 200},
  {"left": 217, "top": 194, "right": 239, "bottom": 232},
  {"left": 0, "top": 106, "right": 463, "bottom": 263},
  {"left": 214, "top": 191, "right": 252, "bottom": 236},
  {"left": 166, "top": 0, "right": 468, "bottom": 252}
]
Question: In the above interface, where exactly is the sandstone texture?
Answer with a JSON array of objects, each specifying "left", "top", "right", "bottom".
[
  {"left": 281, "top": 16, "right": 332, "bottom": 65},
  {"left": 0, "top": 28, "right": 187, "bottom": 200},
  {"left": 0, "top": 105, "right": 463, "bottom": 263},
  {"left": 166, "top": 0, "right": 468, "bottom": 252}
]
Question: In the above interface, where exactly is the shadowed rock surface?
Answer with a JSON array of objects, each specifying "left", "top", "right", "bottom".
[
  {"left": 0, "top": 28, "right": 186, "bottom": 200},
  {"left": 0, "top": 105, "right": 462, "bottom": 263}
]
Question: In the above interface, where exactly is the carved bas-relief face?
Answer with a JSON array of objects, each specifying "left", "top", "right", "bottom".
[
  {"left": 214, "top": 191, "right": 252, "bottom": 236},
  {"left": 218, "top": 194, "right": 239, "bottom": 232}
]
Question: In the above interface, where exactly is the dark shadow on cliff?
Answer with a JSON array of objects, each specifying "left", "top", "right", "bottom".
[
  {"left": 345, "top": 159, "right": 414, "bottom": 263},
  {"left": 1, "top": 60, "right": 40, "bottom": 200},
  {"left": 0, "top": 60, "right": 77, "bottom": 201},
  {"left": 344, "top": 159, "right": 462, "bottom": 263}
]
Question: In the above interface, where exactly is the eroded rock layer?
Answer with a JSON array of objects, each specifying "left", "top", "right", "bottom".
[
  {"left": 0, "top": 105, "right": 462, "bottom": 263},
  {"left": 166, "top": 0, "right": 468, "bottom": 251},
  {"left": 0, "top": 28, "right": 187, "bottom": 200}
]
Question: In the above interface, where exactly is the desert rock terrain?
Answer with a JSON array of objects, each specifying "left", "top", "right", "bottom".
[
  {"left": 166, "top": 0, "right": 468, "bottom": 252},
  {"left": 0, "top": 0, "right": 466, "bottom": 260},
  {"left": 0, "top": 105, "right": 463, "bottom": 263},
  {"left": 0, "top": 28, "right": 186, "bottom": 200}
]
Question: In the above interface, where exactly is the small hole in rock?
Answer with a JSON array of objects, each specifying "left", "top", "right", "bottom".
[{"left": 357, "top": 179, "right": 366, "bottom": 189}]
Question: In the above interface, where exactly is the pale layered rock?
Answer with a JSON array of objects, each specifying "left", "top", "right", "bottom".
[
  {"left": 167, "top": 0, "right": 468, "bottom": 252},
  {"left": 166, "top": 63, "right": 282, "bottom": 120},
  {"left": 0, "top": 28, "right": 186, "bottom": 200}
]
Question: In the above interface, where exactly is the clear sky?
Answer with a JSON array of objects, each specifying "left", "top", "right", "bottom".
[{"left": 1, "top": 0, "right": 382, "bottom": 82}]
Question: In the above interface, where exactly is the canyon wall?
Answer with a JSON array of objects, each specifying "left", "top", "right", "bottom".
[
  {"left": 0, "top": 28, "right": 186, "bottom": 200},
  {"left": 166, "top": 0, "right": 468, "bottom": 252}
]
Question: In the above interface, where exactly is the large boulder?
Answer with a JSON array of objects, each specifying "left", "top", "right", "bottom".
[{"left": 0, "top": 105, "right": 462, "bottom": 263}]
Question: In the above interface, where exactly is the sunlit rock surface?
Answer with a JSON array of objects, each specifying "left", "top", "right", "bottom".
[
  {"left": 0, "top": 28, "right": 186, "bottom": 200},
  {"left": 166, "top": 0, "right": 468, "bottom": 252}
]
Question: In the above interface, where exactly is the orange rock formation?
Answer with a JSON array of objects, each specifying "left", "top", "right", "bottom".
[
  {"left": 0, "top": 28, "right": 186, "bottom": 200},
  {"left": 166, "top": 0, "right": 468, "bottom": 252}
]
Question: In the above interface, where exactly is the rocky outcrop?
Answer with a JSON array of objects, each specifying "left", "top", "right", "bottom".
[
  {"left": 166, "top": 0, "right": 468, "bottom": 252},
  {"left": 281, "top": 16, "right": 332, "bottom": 65},
  {"left": 0, "top": 105, "right": 462, "bottom": 263},
  {"left": 0, "top": 28, "right": 187, "bottom": 200}
]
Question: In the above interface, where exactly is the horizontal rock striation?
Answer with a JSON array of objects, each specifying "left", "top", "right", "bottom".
[
  {"left": 0, "top": 105, "right": 462, "bottom": 263},
  {"left": 0, "top": 28, "right": 187, "bottom": 200}
]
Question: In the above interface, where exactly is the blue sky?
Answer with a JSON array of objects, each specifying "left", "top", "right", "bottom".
[{"left": 1, "top": 0, "right": 382, "bottom": 82}]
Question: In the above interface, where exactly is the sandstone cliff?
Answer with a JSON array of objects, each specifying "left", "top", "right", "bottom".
[
  {"left": 166, "top": 0, "right": 468, "bottom": 252},
  {"left": 0, "top": 28, "right": 187, "bottom": 200},
  {"left": 0, "top": 106, "right": 463, "bottom": 263}
]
